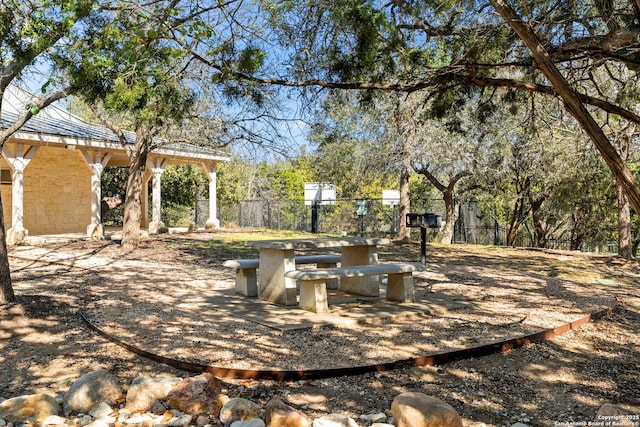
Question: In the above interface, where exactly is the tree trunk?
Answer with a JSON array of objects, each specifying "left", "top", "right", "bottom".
[
  {"left": 529, "top": 195, "right": 548, "bottom": 248},
  {"left": 532, "top": 216, "right": 546, "bottom": 248},
  {"left": 570, "top": 203, "right": 591, "bottom": 251},
  {"left": 506, "top": 192, "right": 529, "bottom": 246},
  {"left": 491, "top": 0, "right": 640, "bottom": 215},
  {"left": 121, "top": 126, "right": 151, "bottom": 251},
  {"left": 441, "top": 190, "right": 458, "bottom": 244},
  {"left": 398, "top": 153, "right": 412, "bottom": 243},
  {"left": 412, "top": 166, "right": 470, "bottom": 245},
  {"left": 0, "top": 90, "right": 13, "bottom": 304},
  {"left": 506, "top": 227, "right": 518, "bottom": 247},
  {"left": 618, "top": 133, "right": 632, "bottom": 258},
  {"left": 618, "top": 181, "right": 632, "bottom": 258},
  {"left": 0, "top": 190, "right": 14, "bottom": 304}
]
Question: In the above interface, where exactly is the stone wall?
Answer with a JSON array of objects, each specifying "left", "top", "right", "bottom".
[
  {"left": 23, "top": 146, "right": 92, "bottom": 235},
  {"left": 0, "top": 145, "right": 92, "bottom": 235}
]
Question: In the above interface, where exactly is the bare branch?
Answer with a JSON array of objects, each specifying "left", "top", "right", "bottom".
[{"left": 412, "top": 164, "right": 446, "bottom": 192}]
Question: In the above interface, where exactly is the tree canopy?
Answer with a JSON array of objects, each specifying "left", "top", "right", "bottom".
[{"left": 225, "top": 1, "right": 639, "bottom": 212}]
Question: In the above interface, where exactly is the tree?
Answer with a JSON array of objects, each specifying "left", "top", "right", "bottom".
[
  {"left": 308, "top": 91, "right": 408, "bottom": 236},
  {"left": 225, "top": 0, "right": 640, "bottom": 219},
  {"left": 411, "top": 121, "right": 477, "bottom": 244},
  {"left": 307, "top": 90, "right": 420, "bottom": 240},
  {"left": 69, "top": 2, "right": 211, "bottom": 250},
  {"left": 489, "top": 0, "right": 640, "bottom": 221},
  {"left": 0, "top": 0, "right": 98, "bottom": 304}
]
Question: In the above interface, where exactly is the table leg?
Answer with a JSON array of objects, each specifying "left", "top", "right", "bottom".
[
  {"left": 340, "top": 245, "right": 380, "bottom": 296},
  {"left": 387, "top": 272, "right": 415, "bottom": 302},
  {"left": 299, "top": 279, "right": 329, "bottom": 313},
  {"left": 258, "top": 248, "right": 297, "bottom": 305}
]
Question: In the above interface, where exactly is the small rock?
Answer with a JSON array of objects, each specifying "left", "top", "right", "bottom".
[
  {"left": 79, "top": 415, "right": 92, "bottom": 426},
  {"left": 88, "top": 402, "right": 113, "bottom": 419},
  {"left": 477, "top": 391, "right": 486, "bottom": 397},
  {"left": 41, "top": 415, "right": 68, "bottom": 426},
  {"left": 168, "top": 414, "right": 192, "bottom": 427},
  {"left": 230, "top": 419, "right": 266, "bottom": 427},
  {"left": 125, "top": 413, "right": 153, "bottom": 425},
  {"left": 0, "top": 418, "right": 5, "bottom": 427},
  {"left": 219, "top": 398, "right": 261, "bottom": 424},
  {"left": 117, "top": 409, "right": 132, "bottom": 422},
  {"left": 196, "top": 415, "right": 210, "bottom": 426},
  {"left": 511, "top": 423, "right": 530, "bottom": 427},
  {"left": 312, "top": 414, "right": 358, "bottom": 427},
  {"left": 360, "top": 413, "right": 387, "bottom": 423},
  {"left": 371, "top": 424, "right": 395, "bottom": 427},
  {"left": 85, "top": 418, "right": 114, "bottom": 427},
  {"left": 150, "top": 401, "right": 167, "bottom": 415}
]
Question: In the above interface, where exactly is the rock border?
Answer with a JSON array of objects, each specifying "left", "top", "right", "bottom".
[{"left": 1, "top": 371, "right": 636, "bottom": 427}]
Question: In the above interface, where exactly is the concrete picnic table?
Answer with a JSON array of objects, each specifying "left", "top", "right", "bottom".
[{"left": 245, "top": 237, "right": 392, "bottom": 306}]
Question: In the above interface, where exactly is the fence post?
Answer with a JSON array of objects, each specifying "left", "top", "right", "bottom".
[{"left": 311, "top": 201, "right": 319, "bottom": 233}]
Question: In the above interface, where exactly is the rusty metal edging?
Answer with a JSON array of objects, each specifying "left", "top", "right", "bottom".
[{"left": 78, "top": 304, "right": 614, "bottom": 381}]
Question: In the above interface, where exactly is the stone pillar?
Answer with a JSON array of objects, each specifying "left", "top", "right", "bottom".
[
  {"left": 147, "top": 158, "right": 168, "bottom": 234},
  {"left": 80, "top": 151, "right": 112, "bottom": 239},
  {"left": 200, "top": 162, "right": 220, "bottom": 229},
  {"left": 2, "top": 144, "right": 38, "bottom": 244}
]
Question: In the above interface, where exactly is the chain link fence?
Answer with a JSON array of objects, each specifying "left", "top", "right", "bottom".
[
  {"left": 213, "top": 198, "right": 446, "bottom": 238},
  {"left": 187, "top": 198, "right": 621, "bottom": 254}
]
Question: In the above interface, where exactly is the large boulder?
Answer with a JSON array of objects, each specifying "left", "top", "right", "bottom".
[
  {"left": 0, "top": 393, "right": 60, "bottom": 425},
  {"left": 391, "top": 392, "right": 463, "bottom": 427},
  {"left": 219, "top": 398, "right": 262, "bottom": 424},
  {"left": 64, "top": 370, "right": 124, "bottom": 413},
  {"left": 125, "top": 376, "right": 182, "bottom": 412},
  {"left": 166, "top": 373, "right": 225, "bottom": 415},
  {"left": 264, "top": 396, "right": 312, "bottom": 427}
]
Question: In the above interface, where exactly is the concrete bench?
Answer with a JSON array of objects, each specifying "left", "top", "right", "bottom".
[
  {"left": 223, "top": 254, "right": 342, "bottom": 297},
  {"left": 284, "top": 262, "right": 425, "bottom": 313}
]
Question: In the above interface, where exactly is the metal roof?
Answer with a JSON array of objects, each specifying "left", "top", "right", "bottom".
[
  {"left": 1, "top": 93, "right": 229, "bottom": 161},
  {"left": 2, "top": 108, "right": 127, "bottom": 143}
]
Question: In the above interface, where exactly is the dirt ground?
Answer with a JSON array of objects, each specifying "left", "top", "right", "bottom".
[{"left": 1, "top": 230, "right": 639, "bottom": 427}]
